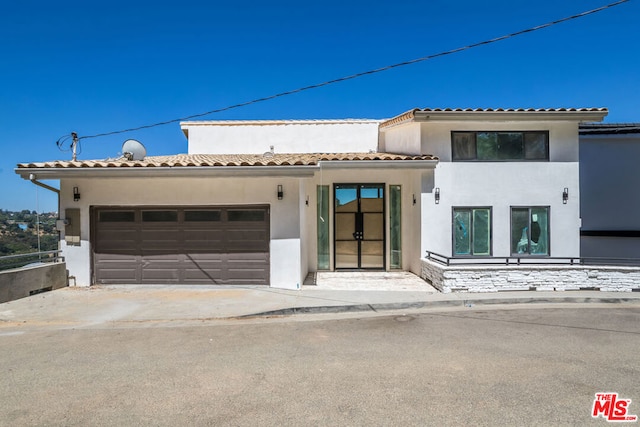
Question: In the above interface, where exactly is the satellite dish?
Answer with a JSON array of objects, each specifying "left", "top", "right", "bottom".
[{"left": 122, "top": 139, "right": 147, "bottom": 161}]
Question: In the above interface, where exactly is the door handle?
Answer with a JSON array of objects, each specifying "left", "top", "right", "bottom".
[{"left": 354, "top": 212, "right": 364, "bottom": 241}]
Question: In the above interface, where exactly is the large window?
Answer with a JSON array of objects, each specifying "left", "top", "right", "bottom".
[
  {"left": 511, "top": 207, "right": 549, "bottom": 255},
  {"left": 452, "top": 131, "right": 548, "bottom": 161},
  {"left": 317, "top": 186, "right": 330, "bottom": 270},
  {"left": 453, "top": 208, "right": 491, "bottom": 256}
]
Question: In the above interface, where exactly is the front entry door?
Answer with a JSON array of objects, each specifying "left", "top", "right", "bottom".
[{"left": 334, "top": 184, "right": 385, "bottom": 269}]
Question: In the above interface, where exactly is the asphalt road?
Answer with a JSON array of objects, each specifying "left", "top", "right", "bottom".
[{"left": 1, "top": 306, "right": 639, "bottom": 426}]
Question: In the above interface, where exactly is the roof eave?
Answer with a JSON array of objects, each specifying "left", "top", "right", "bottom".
[
  {"left": 15, "top": 159, "right": 439, "bottom": 180},
  {"left": 412, "top": 110, "right": 608, "bottom": 122},
  {"left": 318, "top": 159, "right": 438, "bottom": 169},
  {"left": 15, "top": 166, "right": 319, "bottom": 180}
]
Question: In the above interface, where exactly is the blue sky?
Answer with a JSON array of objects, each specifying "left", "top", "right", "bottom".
[{"left": 1, "top": 0, "right": 638, "bottom": 213}]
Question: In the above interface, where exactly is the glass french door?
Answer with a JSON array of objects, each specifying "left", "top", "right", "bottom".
[{"left": 334, "top": 184, "right": 385, "bottom": 269}]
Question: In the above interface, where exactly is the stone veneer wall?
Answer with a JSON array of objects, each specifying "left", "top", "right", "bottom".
[{"left": 421, "top": 258, "right": 640, "bottom": 293}]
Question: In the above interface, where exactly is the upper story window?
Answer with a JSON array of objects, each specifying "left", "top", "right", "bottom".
[{"left": 452, "top": 131, "right": 549, "bottom": 161}]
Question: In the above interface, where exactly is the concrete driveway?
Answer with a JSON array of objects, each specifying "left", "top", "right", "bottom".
[
  {"left": 1, "top": 278, "right": 639, "bottom": 331},
  {"left": 1, "top": 306, "right": 639, "bottom": 426}
]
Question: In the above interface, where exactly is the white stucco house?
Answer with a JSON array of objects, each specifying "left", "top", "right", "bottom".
[{"left": 20, "top": 107, "right": 638, "bottom": 293}]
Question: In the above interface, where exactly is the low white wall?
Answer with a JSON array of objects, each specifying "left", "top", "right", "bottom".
[
  {"left": 421, "top": 258, "right": 640, "bottom": 293},
  {"left": 61, "top": 241, "right": 91, "bottom": 286},
  {"left": 270, "top": 239, "right": 302, "bottom": 290}
]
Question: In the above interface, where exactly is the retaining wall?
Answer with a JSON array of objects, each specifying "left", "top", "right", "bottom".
[
  {"left": 421, "top": 258, "right": 640, "bottom": 293},
  {"left": 0, "top": 263, "right": 68, "bottom": 303}
]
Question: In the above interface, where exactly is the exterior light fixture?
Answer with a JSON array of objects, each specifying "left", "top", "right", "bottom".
[
  {"left": 412, "top": 194, "right": 416, "bottom": 206},
  {"left": 277, "top": 185, "right": 284, "bottom": 200},
  {"left": 434, "top": 188, "right": 440, "bottom": 204},
  {"left": 73, "top": 186, "right": 81, "bottom": 202},
  {"left": 305, "top": 195, "right": 309, "bottom": 206},
  {"left": 563, "top": 188, "right": 569, "bottom": 204}
]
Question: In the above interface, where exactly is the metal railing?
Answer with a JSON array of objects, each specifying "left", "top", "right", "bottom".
[
  {"left": 0, "top": 250, "right": 65, "bottom": 271},
  {"left": 425, "top": 251, "right": 581, "bottom": 267},
  {"left": 426, "top": 251, "right": 640, "bottom": 267}
]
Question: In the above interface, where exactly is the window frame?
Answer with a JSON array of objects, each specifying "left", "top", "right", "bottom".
[
  {"left": 389, "top": 184, "right": 402, "bottom": 269},
  {"left": 316, "top": 185, "right": 330, "bottom": 270},
  {"left": 451, "top": 131, "right": 549, "bottom": 162},
  {"left": 510, "top": 206, "right": 551, "bottom": 257},
  {"left": 141, "top": 210, "right": 178, "bottom": 222},
  {"left": 452, "top": 207, "right": 493, "bottom": 257}
]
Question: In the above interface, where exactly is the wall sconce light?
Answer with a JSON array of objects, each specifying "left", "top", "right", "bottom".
[
  {"left": 434, "top": 187, "right": 440, "bottom": 204},
  {"left": 412, "top": 194, "right": 416, "bottom": 206},
  {"left": 563, "top": 188, "right": 569, "bottom": 204},
  {"left": 305, "top": 195, "right": 309, "bottom": 206},
  {"left": 73, "top": 186, "right": 81, "bottom": 202},
  {"left": 277, "top": 184, "right": 284, "bottom": 200}
]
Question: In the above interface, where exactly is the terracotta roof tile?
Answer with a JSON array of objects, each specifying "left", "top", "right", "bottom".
[{"left": 17, "top": 152, "right": 437, "bottom": 169}]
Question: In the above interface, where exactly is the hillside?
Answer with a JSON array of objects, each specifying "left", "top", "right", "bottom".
[{"left": 0, "top": 210, "right": 58, "bottom": 256}]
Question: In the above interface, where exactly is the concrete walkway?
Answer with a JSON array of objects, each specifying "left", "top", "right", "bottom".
[{"left": 1, "top": 272, "right": 639, "bottom": 330}]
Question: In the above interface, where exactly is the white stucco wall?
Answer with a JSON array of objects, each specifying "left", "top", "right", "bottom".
[
  {"left": 380, "top": 118, "right": 583, "bottom": 260},
  {"left": 423, "top": 162, "right": 580, "bottom": 258},
  {"left": 59, "top": 176, "right": 304, "bottom": 289},
  {"left": 378, "top": 122, "right": 421, "bottom": 154},
  {"left": 184, "top": 121, "right": 381, "bottom": 155},
  {"left": 380, "top": 120, "right": 580, "bottom": 160},
  {"left": 419, "top": 121, "right": 579, "bottom": 161}
]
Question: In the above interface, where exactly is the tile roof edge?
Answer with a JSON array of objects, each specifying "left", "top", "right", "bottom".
[{"left": 16, "top": 152, "right": 438, "bottom": 169}]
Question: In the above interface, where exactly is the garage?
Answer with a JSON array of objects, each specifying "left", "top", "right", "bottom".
[{"left": 92, "top": 206, "right": 270, "bottom": 285}]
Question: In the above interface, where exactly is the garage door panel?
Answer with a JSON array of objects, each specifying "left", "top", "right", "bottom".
[
  {"left": 96, "top": 246, "right": 139, "bottom": 255},
  {"left": 141, "top": 270, "right": 181, "bottom": 282},
  {"left": 97, "top": 242, "right": 139, "bottom": 252},
  {"left": 184, "top": 231, "right": 225, "bottom": 251},
  {"left": 184, "top": 229, "right": 224, "bottom": 240},
  {"left": 96, "top": 253, "right": 140, "bottom": 261},
  {"left": 184, "top": 256, "right": 223, "bottom": 265},
  {"left": 226, "top": 276, "right": 268, "bottom": 285},
  {"left": 94, "top": 257, "right": 139, "bottom": 282},
  {"left": 141, "top": 230, "right": 181, "bottom": 243},
  {"left": 98, "top": 269, "right": 139, "bottom": 282},
  {"left": 226, "top": 231, "right": 269, "bottom": 250},
  {"left": 96, "top": 229, "right": 138, "bottom": 239},
  {"left": 183, "top": 268, "right": 224, "bottom": 282},
  {"left": 93, "top": 206, "right": 269, "bottom": 285},
  {"left": 227, "top": 252, "right": 269, "bottom": 261},
  {"left": 95, "top": 231, "right": 138, "bottom": 252}
]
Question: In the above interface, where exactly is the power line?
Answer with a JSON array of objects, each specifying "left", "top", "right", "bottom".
[{"left": 78, "top": 0, "right": 630, "bottom": 141}]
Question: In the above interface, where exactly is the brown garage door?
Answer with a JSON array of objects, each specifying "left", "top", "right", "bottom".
[{"left": 92, "top": 206, "right": 270, "bottom": 285}]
